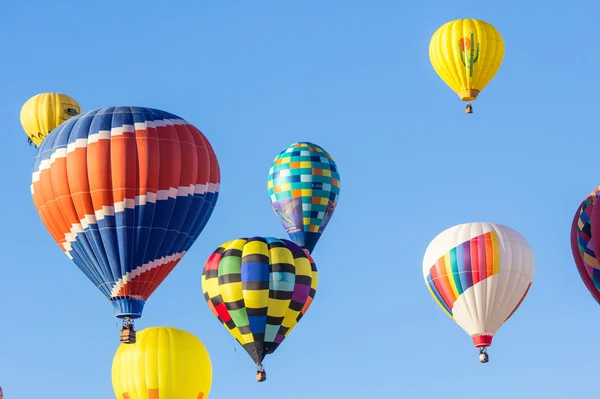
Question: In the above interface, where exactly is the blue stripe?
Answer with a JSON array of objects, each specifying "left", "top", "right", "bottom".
[{"left": 171, "top": 193, "right": 206, "bottom": 253}]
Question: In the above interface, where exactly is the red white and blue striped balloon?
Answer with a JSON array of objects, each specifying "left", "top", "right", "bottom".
[{"left": 31, "top": 106, "right": 220, "bottom": 320}]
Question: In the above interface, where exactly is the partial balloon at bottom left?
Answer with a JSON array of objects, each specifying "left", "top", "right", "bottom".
[{"left": 112, "top": 326, "right": 212, "bottom": 399}]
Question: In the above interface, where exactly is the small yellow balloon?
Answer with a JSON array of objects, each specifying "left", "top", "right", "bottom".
[
  {"left": 112, "top": 326, "right": 212, "bottom": 399},
  {"left": 429, "top": 19, "right": 504, "bottom": 111},
  {"left": 20, "top": 92, "right": 81, "bottom": 146}
]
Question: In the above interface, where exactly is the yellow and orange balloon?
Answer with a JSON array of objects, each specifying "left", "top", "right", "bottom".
[
  {"left": 112, "top": 326, "right": 212, "bottom": 399},
  {"left": 20, "top": 92, "right": 81, "bottom": 146},
  {"left": 429, "top": 19, "right": 504, "bottom": 112}
]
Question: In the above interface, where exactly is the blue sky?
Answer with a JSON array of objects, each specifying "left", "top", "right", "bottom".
[{"left": 1, "top": 0, "right": 599, "bottom": 398}]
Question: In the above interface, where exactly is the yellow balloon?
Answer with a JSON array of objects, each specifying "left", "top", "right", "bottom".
[
  {"left": 112, "top": 326, "right": 212, "bottom": 399},
  {"left": 429, "top": 19, "right": 504, "bottom": 111},
  {"left": 20, "top": 92, "right": 81, "bottom": 146}
]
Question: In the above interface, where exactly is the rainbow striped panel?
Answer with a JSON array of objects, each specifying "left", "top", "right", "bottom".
[
  {"left": 571, "top": 187, "right": 600, "bottom": 304},
  {"left": 201, "top": 237, "right": 317, "bottom": 365},
  {"left": 31, "top": 106, "right": 220, "bottom": 319},
  {"left": 425, "top": 231, "right": 500, "bottom": 316},
  {"left": 267, "top": 142, "right": 340, "bottom": 254}
]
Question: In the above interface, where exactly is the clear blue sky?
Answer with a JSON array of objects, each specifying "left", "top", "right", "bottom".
[{"left": 1, "top": 1, "right": 599, "bottom": 398}]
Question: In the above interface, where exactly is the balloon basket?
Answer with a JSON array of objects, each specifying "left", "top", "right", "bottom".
[
  {"left": 256, "top": 370, "right": 267, "bottom": 382},
  {"left": 120, "top": 326, "right": 136, "bottom": 344}
]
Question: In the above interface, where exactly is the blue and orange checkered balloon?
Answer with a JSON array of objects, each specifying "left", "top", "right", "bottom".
[{"left": 267, "top": 142, "right": 340, "bottom": 254}]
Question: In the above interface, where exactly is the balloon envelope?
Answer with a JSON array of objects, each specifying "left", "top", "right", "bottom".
[
  {"left": 267, "top": 142, "right": 340, "bottom": 253},
  {"left": 423, "top": 222, "right": 534, "bottom": 348},
  {"left": 571, "top": 187, "right": 600, "bottom": 304},
  {"left": 429, "top": 19, "right": 504, "bottom": 103},
  {"left": 202, "top": 237, "right": 317, "bottom": 366},
  {"left": 20, "top": 92, "right": 81, "bottom": 146},
  {"left": 112, "top": 326, "right": 212, "bottom": 399},
  {"left": 31, "top": 106, "right": 220, "bottom": 321}
]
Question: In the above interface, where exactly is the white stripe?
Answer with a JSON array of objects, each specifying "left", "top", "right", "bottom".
[
  {"left": 207, "top": 182, "right": 220, "bottom": 193},
  {"left": 95, "top": 206, "right": 115, "bottom": 220},
  {"left": 58, "top": 181, "right": 203, "bottom": 259},
  {"left": 39, "top": 158, "right": 52, "bottom": 172},
  {"left": 111, "top": 124, "right": 135, "bottom": 137},
  {"left": 168, "top": 118, "right": 187, "bottom": 126},
  {"left": 156, "top": 187, "right": 178, "bottom": 200},
  {"left": 147, "top": 192, "right": 157, "bottom": 203},
  {"left": 114, "top": 199, "right": 135, "bottom": 213},
  {"left": 194, "top": 183, "right": 208, "bottom": 195},
  {"left": 110, "top": 251, "right": 187, "bottom": 297},
  {"left": 177, "top": 185, "right": 195, "bottom": 197},
  {"left": 67, "top": 138, "right": 88, "bottom": 153},
  {"left": 135, "top": 121, "right": 151, "bottom": 131},
  {"left": 135, "top": 192, "right": 158, "bottom": 204},
  {"left": 88, "top": 129, "right": 110, "bottom": 144},
  {"left": 50, "top": 148, "right": 67, "bottom": 163}
]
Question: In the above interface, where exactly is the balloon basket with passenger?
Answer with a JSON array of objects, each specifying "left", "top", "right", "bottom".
[
  {"left": 256, "top": 364, "right": 267, "bottom": 382},
  {"left": 478, "top": 348, "right": 489, "bottom": 363},
  {"left": 120, "top": 317, "right": 136, "bottom": 344}
]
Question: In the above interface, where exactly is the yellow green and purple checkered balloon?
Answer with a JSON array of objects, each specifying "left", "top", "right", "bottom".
[{"left": 267, "top": 142, "right": 340, "bottom": 253}]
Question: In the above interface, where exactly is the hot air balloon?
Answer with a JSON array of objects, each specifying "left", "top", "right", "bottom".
[
  {"left": 31, "top": 106, "right": 220, "bottom": 343},
  {"left": 429, "top": 19, "right": 504, "bottom": 114},
  {"left": 20, "top": 92, "right": 81, "bottom": 147},
  {"left": 201, "top": 237, "right": 318, "bottom": 382},
  {"left": 423, "top": 222, "right": 534, "bottom": 363},
  {"left": 571, "top": 187, "right": 600, "bottom": 305},
  {"left": 112, "top": 326, "right": 212, "bottom": 399},
  {"left": 267, "top": 142, "right": 340, "bottom": 254}
]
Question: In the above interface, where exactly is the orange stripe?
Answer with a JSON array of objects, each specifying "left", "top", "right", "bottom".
[
  {"left": 135, "top": 125, "right": 160, "bottom": 197},
  {"left": 51, "top": 158, "right": 80, "bottom": 230},
  {"left": 39, "top": 169, "right": 69, "bottom": 245},
  {"left": 156, "top": 124, "right": 181, "bottom": 191},
  {"left": 32, "top": 181, "right": 62, "bottom": 244},
  {"left": 88, "top": 140, "right": 114, "bottom": 210},
  {"left": 110, "top": 133, "right": 138, "bottom": 203},
  {"left": 148, "top": 389, "right": 159, "bottom": 399},
  {"left": 438, "top": 257, "right": 457, "bottom": 303},
  {"left": 122, "top": 393, "right": 130, "bottom": 399},
  {"left": 198, "top": 128, "right": 220, "bottom": 185},
  {"left": 176, "top": 125, "right": 199, "bottom": 188},
  {"left": 300, "top": 296, "right": 313, "bottom": 314},
  {"left": 66, "top": 148, "right": 95, "bottom": 223},
  {"left": 198, "top": 392, "right": 205, "bottom": 399}
]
